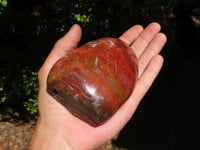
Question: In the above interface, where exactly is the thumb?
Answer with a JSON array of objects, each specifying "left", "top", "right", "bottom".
[
  {"left": 38, "top": 24, "right": 82, "bottom": 85},
  {"left": 48, "top": 24, "right": 82, "bottom": 63},
  {"left": 54, "top": 24, "right": 82, "bottom": 52}
]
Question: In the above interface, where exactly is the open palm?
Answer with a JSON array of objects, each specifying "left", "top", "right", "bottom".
[{"left": 29, "top": 23, "right": 167, "bottom": 150}]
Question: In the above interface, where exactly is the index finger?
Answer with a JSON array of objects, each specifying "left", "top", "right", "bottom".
[{"left": 119, "top": 25, "right": 144, "bottom": 45}]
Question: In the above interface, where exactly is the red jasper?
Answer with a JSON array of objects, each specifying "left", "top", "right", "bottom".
[{"left": 47, "top": 38, "right": 138, "bottom": 126}]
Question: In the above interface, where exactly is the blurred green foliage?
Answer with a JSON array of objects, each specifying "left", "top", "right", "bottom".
[
  {"left": 0, "top": 0, "right": 199, "bottom": 117},
  {"left": 24, "top": 98, "right": 38, "bottom": 115},
  {"left": 0, "top": 0, "right": 7, "bottom": 7},
  {"left": 0, "top": 75, "right": 6, "bottom": 102},
  {"left": 21, "top": 69, "right": 38, "bottom": 115},
  {"left": 0, "top": 0, "right": 7, "bottom": 14}
]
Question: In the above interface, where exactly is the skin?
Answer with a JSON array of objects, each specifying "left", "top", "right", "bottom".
[{"left": 28, "top": 22, "right": 167, "bottom": 150}]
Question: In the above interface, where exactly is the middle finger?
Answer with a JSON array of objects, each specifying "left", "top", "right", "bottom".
[{"left": 131, "top": 22, "right": 161, "bottom": 58}]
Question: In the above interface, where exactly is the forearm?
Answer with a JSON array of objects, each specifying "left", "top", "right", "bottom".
[{"left": 28, "top": 117, "right": 72, "bottom": 150}]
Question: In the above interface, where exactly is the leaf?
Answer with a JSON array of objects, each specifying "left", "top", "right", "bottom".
[
  {"left": 0, "top": 0, "right": 7, "bottom": 7},
  {"left": 0, "top": 87, "right": 3, "bottom": 91},
  {"left": 26, "top": 89, "right": 31, "bottom": 95}
]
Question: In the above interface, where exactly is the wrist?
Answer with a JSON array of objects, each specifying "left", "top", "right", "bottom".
[{"left": 28, "top": 117, "right": 73, "bottom": 150}]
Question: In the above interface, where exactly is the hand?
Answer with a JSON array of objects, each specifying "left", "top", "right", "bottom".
[{"left": 28, "top": 23, "right": 167, "bottom": 150}]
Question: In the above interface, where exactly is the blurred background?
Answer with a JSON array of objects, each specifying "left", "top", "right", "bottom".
[{"left": 0, "top": 0, "right": 200, "bottom": 149}]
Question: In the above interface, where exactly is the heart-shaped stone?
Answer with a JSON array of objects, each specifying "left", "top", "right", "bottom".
[{"left": 47, "top": 38, "right": 138, "bottom": 126}]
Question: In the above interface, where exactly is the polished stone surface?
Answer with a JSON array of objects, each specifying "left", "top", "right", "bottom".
[{"left": 47, "top": 38, "right": 138, "bottom": 126}]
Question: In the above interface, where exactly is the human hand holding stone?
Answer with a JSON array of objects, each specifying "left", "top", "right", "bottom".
[{"left": 28, "top": 23, "right": 167, "bottom": 150}]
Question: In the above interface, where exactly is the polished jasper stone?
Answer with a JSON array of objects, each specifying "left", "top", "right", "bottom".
[{"left": 47, "top": 38, "right": 138, "bottom": 126}]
